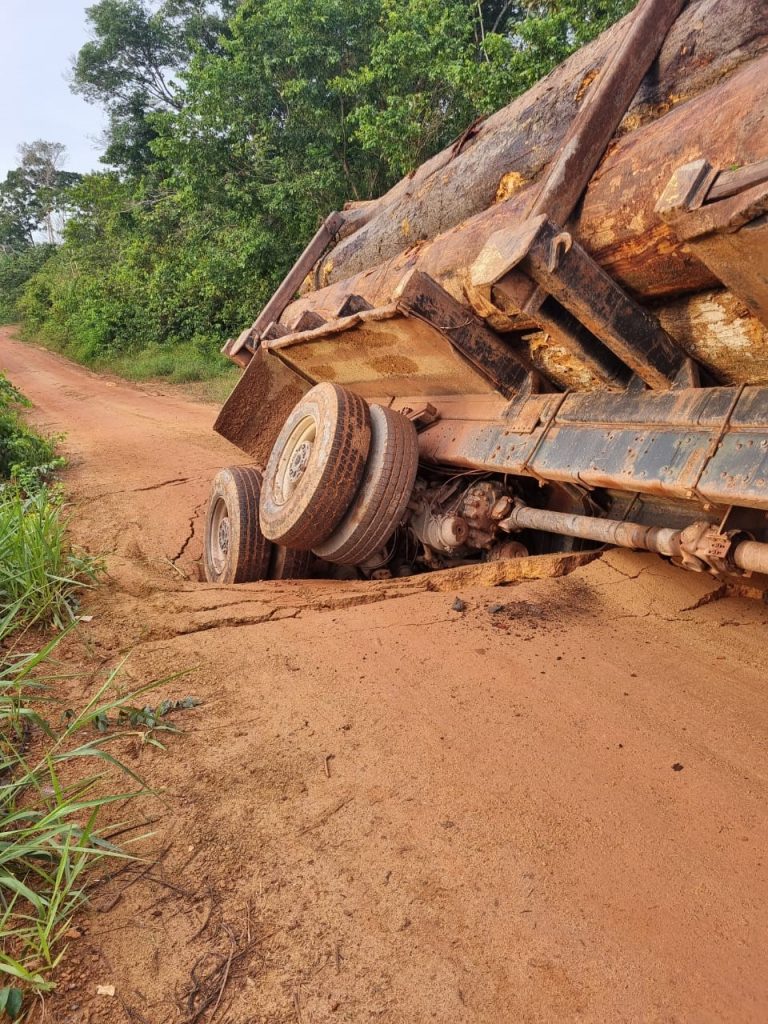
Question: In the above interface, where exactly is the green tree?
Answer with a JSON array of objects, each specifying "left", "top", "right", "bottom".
[
  {"left": 72, "top": 0, "right": 235, "bottom": 174},
  {"left": 0, "top": 142, "right": 81, "bottom": 248},
  {"left": 345, "top": 0, "right": 636, "bottom": 177}
]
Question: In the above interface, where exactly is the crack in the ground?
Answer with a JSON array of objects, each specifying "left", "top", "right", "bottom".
[
  {"left": 597, "top": 562, "right": 674, "bottom": 584},
  {"left": 79, "top": 474, "right": 214, "bottom": 504},
  {"left": 172, "top": 499, "right": 207, "bottom": 565},
  {"left": 680, "top": 585, "right": 729, "bottom": 612},
  {"left": 175, "top": 606, "right": 302, "bottom": 636},
  {"left": 134, "top": 476, "right": 190, "bottom": 492}
]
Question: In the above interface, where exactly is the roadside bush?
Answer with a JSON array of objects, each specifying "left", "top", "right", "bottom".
[
  {"left": 0, "top": 488, "right": 99, "bottom": 632},
  {"left": 0, "top": 247, "right": 55, "bottom": 325},
  {"left": 0, "top": 373, "right": 63, "bottom": 489}
]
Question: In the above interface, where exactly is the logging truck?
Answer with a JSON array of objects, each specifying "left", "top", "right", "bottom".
[{"left": 202, "top": 0, "right": 768, "bottom": 586}]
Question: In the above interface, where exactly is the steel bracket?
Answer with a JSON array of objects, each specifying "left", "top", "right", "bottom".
[
  {"left": 657, "top": 158, "right": 768, "bottom": 329},
  {"left": 675, "top": 522, "right": 751, "bottom": 577},
  {"left": 400, "top": 402, "right": 440, "bottom": 430},
  {"left": 471, "top": 214, "right": 688, "bottom": 390}
]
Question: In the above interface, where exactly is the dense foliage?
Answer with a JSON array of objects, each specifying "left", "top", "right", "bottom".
[
  {"left": 0, "top": 373, "right": 63, "bottom": 487},
  {"left": 3, "top": 0, "right": 634, "bottom": 381}
]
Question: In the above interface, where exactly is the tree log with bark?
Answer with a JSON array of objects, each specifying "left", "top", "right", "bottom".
[
  {"left": 273, "top": 51, "right": 768, "bottom": 388},
  {"left": 322, "top": 0, "right": 768, "bottom": 289}
]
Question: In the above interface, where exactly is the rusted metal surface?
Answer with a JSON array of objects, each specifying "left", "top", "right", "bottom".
[
  {"left": 475, "top": 215, "right": 687, "bottom": 389},
  {"left": 520, "top": 294, "right": 633, "bottom": 387},
  {"left": 502, "top": 504, "right": 683, "bottom": 554},
  {"left": 264, "top": 305, "right": 500, "bottom": 399},
  {"left": 394, "top": 270, "right": 539, "bottom": 397},
  {"left": 260, "top": 273, "right": 551, "bottom": 401},
  {"left": 223, "top": 210, "right": 346, "bottom": 364},
  {"left": 213, "top": 347, "right": 311, "bottom": 464},
  {"left": 658, "top": 159, "right": 768, "bottom": 329},
  {"left": 499, "top": 503, "right": 768, "bottom": 576},
  {"left": 416, "top": 386, "right": 768, "bottom": 511},
  {"left": 733, "top": 540, "right": 768, "bottom": 575},
  {"left": 696, "top": 387, "right": 768, "bottom": 507}
]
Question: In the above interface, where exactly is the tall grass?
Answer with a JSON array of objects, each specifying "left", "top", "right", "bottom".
[
  {"left": 0, "top": 377, "right": 170, "bottom": 1018},
  {"left": 0, "top": 652, "right": 159, "bottom": 998},
  {"left": 0, "top": 488, "right": 98, "bottom": 634}
]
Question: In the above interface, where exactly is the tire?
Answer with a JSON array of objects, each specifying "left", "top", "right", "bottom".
[
  {"left": 270, "top": 546, "right": 313, "bottom": 579},
  {"left": 313, "top": 404, "right": 419, "bottom": 565},
  {"left": 203, "top": 467, "right": 273, "bottom": 583},
  {"left": 259, "top": 382, "right": 371, "bottom": 549}
]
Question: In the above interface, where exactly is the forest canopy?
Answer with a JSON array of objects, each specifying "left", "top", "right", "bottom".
[{"left": 1, "top": 0, "right": 634, "bottom": 382}]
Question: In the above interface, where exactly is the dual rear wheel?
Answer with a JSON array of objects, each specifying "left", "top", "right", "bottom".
[{"left": 202, "top": 383, "right": 418, "bottom": 583}]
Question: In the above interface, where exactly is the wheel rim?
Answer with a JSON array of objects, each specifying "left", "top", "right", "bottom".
[
  {"left": 273, "top": 414, "right": 316, "bottom": 505},
  {"left": 208, "top": 495, "right": 231, "bottom": 578}
]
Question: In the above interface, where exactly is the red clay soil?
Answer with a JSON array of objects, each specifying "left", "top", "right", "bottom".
[{"left": 2, "top": 326, "right": 768, "bottom": 1024}]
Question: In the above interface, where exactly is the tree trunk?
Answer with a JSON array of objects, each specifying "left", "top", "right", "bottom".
[{"left": 322, "top": 0, "right": 768, "bottom": 288}]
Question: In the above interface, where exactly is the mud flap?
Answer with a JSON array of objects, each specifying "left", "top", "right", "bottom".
[{"left": 213, "top": 348, "right": 311, "bottom": 468}]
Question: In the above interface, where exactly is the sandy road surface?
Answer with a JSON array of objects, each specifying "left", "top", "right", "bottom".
[{"left": 3, "top": 327, "right": 768, "bottom": 1024}]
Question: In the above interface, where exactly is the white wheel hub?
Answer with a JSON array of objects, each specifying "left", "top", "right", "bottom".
[
  {"left": 209, "top": 496, "right": 231, "bottom": 576},
  {"left": 274, "top": 415, "right": 316, "bottom": 504}
]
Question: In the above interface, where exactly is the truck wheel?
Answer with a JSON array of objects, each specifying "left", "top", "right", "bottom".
[
  {"left": 203, "top": 467, "right": 273, "bottom": 583},
  {"left": 313, "top": 405, "right": 419, "bottom": 565},
  {"left": 270, "top": 547, "right": 313, "bottom": 579},
  {"left": 259, "top": 382, "right": 371, "bottom": 549}
]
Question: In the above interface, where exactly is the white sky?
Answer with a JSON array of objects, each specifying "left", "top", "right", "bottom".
[{"left": 0, "top": 0, "right": 106, "bottom": 178}]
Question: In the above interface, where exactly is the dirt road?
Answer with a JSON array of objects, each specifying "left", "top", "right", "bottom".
[{"left": 3, "top": 327, "right": 768, "bottom": 1024}]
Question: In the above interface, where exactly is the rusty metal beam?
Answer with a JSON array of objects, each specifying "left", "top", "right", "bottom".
[
  {"left": 527, "top": 0, "right": 687, "bottom": 228},
  {"left": 223, "top": 210, "right": 345, "bottom": 364},
  {"left": 657, "top": 159, "right": 768, "bottom": 328},
  {"left": 517, "top": 292, "right": 632, "bottom": 389},
  {"left": 486, "top": 216, "right": 687, "bottom": 388},
  {"left": 414, "top": 385, "right": 768, "bottom": 511},
  {"left": 499, "top": 504, "right": 768, "bottom": 576},
  {"left": 503, "top": 504, "right": 683, "bottom": 554},
  {"left": 475, "top": 0, "right": 688, "bottom": 317},
  {"left": 395, "top": 270, "right": 543, "bottom": 398}
]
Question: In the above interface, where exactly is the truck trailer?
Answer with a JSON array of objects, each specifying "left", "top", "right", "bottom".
[{"left": 202, "top": 0, "right": 768, "bottom": 588}]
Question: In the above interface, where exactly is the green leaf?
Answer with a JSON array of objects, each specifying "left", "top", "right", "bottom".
[{"left": 0, "top": 987, "right": 24, "bottom": 1019}]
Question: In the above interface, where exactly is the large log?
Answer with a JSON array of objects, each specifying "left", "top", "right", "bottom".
[
  {"left": 524, "top": 291, "right": 768, "bottom": 391},
  {"left": 321, "top": 0, "right": 768, "bottom": 288},
  {"left": 283, "top": 55, "right": 768, "bottom": 328}
]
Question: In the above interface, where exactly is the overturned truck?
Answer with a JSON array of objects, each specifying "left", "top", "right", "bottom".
[{"left": 204, "top": 0, "right": 768, "bottom": 585}]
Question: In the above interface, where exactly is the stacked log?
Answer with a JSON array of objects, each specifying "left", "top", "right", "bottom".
[
  {"left": 276, "top": 44, "right": 768, "bottom": 388},
  {"left": 321, "top": 0, "right": 768, "bottom": 288}
]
